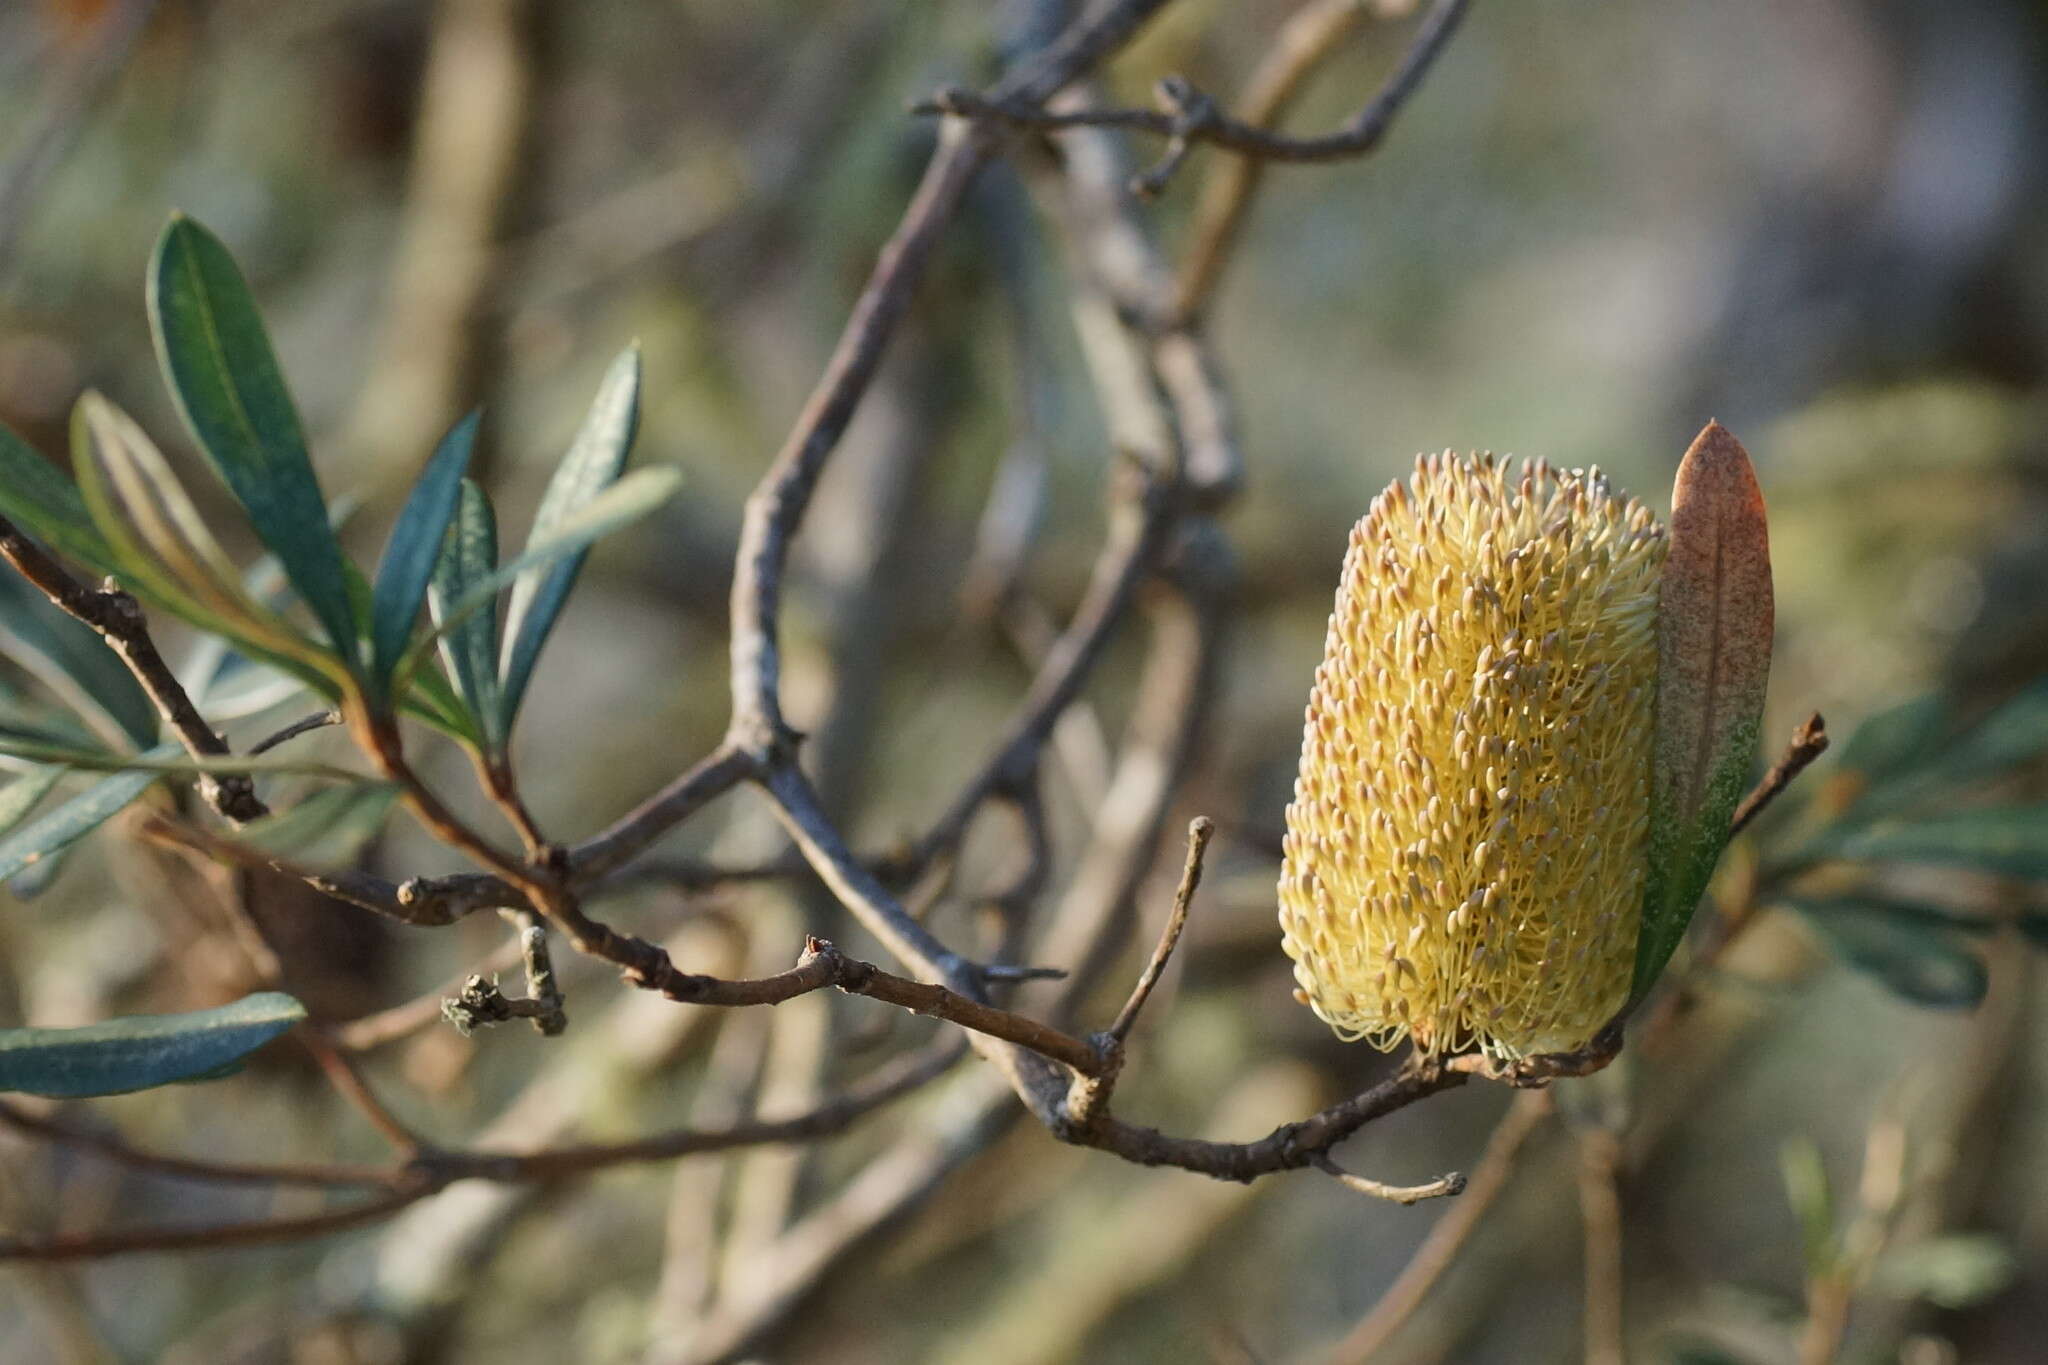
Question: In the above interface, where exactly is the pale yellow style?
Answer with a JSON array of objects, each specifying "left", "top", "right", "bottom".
[{"left": 1278, "top": 453, "right": 1667, "bottom": 1060}]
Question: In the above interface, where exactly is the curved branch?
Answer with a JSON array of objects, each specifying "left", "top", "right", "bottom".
[{"left": 916, "top": 0, "right": 1469, "bottom": 191}]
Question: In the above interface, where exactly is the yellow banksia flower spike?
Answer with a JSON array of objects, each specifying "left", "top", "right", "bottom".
[{"left": 1279, "top": 432, "right": 1769, "bottom": 1064}]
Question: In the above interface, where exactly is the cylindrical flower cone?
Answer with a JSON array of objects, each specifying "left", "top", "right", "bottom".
[{"left": 1278, "top": 427, "right": 1771, "bottom": 1063}]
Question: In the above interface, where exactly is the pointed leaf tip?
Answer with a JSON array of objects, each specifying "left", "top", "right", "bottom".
[
  {"left": 149, "top": 216, "right": 359, "bottom": 671},
  {"left": 1633, "top": 422, "right": 1775, "bottom": 1002}
]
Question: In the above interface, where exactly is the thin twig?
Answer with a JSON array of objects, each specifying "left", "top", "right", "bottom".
[
  {"left": 1577, "top": 1126, "right": 1627, "bottom": 1365},
  {"left": 0, "top": 1101, "right": 398, "bottom": 1189},
  {"left": 915, "top": 0, "right": 1469, "bottom": 194},
  {"left": 1311, "top": 1153, "right": 1465, "bottom": 1205},
  {"left": 245, "top": 709, "right": 341, "bottom": 755},
  {"left": 137, "top": 813, "right": 455, "bottom": 927},
  {"left": 1729, "top": 711, "right": 1829, "bottom": 837},
  {"left": 1108, "top": 815, "right": 1214, "bottom": 1043},
  {"left": 0, "top": 1038, "right": 971, "bottom": 1261},
  {"left": 301, "top": 1033, "right": 422, "bottom": 1157},
  {"left": 905, "top": 474, "right": 1172, "bottom": 879},
  {"left": 0, "top": 516, "right": 264, "bottom": 822},
  {"left": 1326, "top": 1090, "right": 1554, "bottom": 1364},
  {"left": 0, "top": 1185, "right": 439, "bottom": 1262},
  {"left": 508, "top": 911, "right": 567, "bottom": 1035},
  {"left": 1174, "top": 0, "right": 1380, "bottom": 320}
]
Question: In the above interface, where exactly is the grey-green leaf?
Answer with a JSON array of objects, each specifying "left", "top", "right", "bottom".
[
  {"left": 394, "top": 464, "right": 680, "bottom": 692},
  {"left": 430, "top": 479, "right": 503, "bottom": 752},
  {"left": 0, "top": 991, "right": 306, "bottom": 1098},
  {"left": 148, "top": 215, "right": 359, "bottom": 669},
  {"left": 1789, "top": 896, "right": 1989, "bottom": 1009},
  {"left": 0, "top": 756, "right": 166, "bottom": 880},
  {"left": 0, "top": 421, "right": 122, "bottom": 575},
  {"left": 1833, "top": 693, "right": 1950, "bottom": 789},
  {"left": 0, "top": 764, "right": 67, "bottom": 835},
  {"left": 1804, "top": 804, "right": 2048, "bottom": 881},
  {"left": 8, "top": 839, "right": 74, "bottom": 899},
  {"left": 370, "top": 411, "right": 479, "bottom": 698},
  {"left": 498, "top": 345, "right": 641, "bottom": 732},
  {"left": 236, "top": 783, "right": 399, "bottom": 867},
  {"left": 0, "top": 562, "right": 160, "bottom": 747}
]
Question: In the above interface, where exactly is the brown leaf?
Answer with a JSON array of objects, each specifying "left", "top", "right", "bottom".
[{"left": 1633, "top": 421, "right": 1774, "bottom": 1001}]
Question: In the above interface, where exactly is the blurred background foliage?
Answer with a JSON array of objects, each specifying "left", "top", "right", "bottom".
[{"left": 2, "top": 1, "right": 2048, "bottom": 1362}]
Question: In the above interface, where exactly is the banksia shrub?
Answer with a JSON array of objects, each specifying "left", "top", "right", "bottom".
[{"left": 1278, "top": 426, "right": 1771, "bottom": 1062}]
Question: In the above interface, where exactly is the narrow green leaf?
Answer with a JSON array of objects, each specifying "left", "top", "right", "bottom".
[
  {"left": 393, "top": 465, "right": 680, "bottom": 692},
  {"left": 1635, "top": 422, "right": 1774, "bottom": 1003},
  {"left": 8, "top": 839, "right": 73, "bottom": 899},
  {"left": 0, "top": 764, "right": 67, "bottom": 835},
  {"left": 1833, "top": 693, "right": 1950, "bottom": 789},
  {"left": 1937, "top": 680, "right": 2048, "bottom": 781},
  {"left": 369, "top": 411, "right": 478, "bottom": 698},
  {"left": 0, "top": 755, "right": 168, "bottom": 881},
  {"left": 1803, "top": 804, "right": 2048, "bottom": 881},
  {"left": 148, "top": 215, "right": 358, "bottom": 667},
  {"left": 498, "top": 345, "right": 641, "bottom": 731},
  {"left": 1851, "top": 681, "right": 2048, "bottom": 820},
  {"left": 430, "top": 479, "right": 503, "bottom": 751},
  {"left": 235, "top": 783, "right": 398, "bottom": 866},
  {"left": 0, "top": 562, "right": 160, "bottom": 747},
  {"left": 72, "top": 393, "right": 338, "bottom": 684},
  {"left": 0, "top": 738, "right": 361, "bottom": 779},
  {"left": 0, "top": 992, "right": 305, "bottom": 1098},
  {"left": 1780, "top": 1137, "right": 1836, "bottom": 1276},
  {"left": 1790, "top": 896, "right": 1989, "bottom": 1009},
  {"left": 401, "top": 662, "right": 480, "bottom": 742},
  {"left": 0, "top": 421, "right": 122, "bottom": 574}
]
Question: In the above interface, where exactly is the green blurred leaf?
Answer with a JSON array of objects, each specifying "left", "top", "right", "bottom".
[
  {"left": 0, "top": 755, "right": 167, "bottom": 881},
  {"left": 394, "top": 465, "right": 680, "bottom": 692},
  {"left": 0, "top": 421, "right": 123, "bottom": 575},
  {"left": 0, "top": 764, "right": 67, "bottom": 835},
  {"left": 148, "top": 215, "right": 358, "bottom": 668},
  {"left": 0, "top": 561, "right": 159, "bottom": 747},
  {"left": 498, "top": 345, "right": 641, "bottom": 732},
  {"left": 0, "top": 991, "right": 305, "bottom": 1098},
  {"left": 1833, "top": 693, "right": 1950, "bottom": 789},
  {"left": 1804, "top": 804, "right": 2048, "bottom": 881},
  {"left": 1788, "top": 896, "right": 1989, "bottom": 1008},
  {"left": 370, "top": 411, "right": 478, "bottom": 699},
  {"left": 1780, "top": 1137, "right": 1835, "bottom": 1277},
  {"left": 1873, "top": 1234, "right": 2015, "bottom": 1309},
  {"left": 1848, "top": 681, "right": 2048, "bottom": 818},
  {"left": 235, "top": 783, "right": 398, "bottom": 867},
  {"left": 1911, "top": 680, "right": 2048, "bottom": 794},
  {"left": 430, "top": 479, "right": 503, "bottom": 751}
]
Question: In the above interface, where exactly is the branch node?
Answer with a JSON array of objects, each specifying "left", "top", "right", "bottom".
[{"left": 440, "top": 972, "right": 564, "bottom": 1037}]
